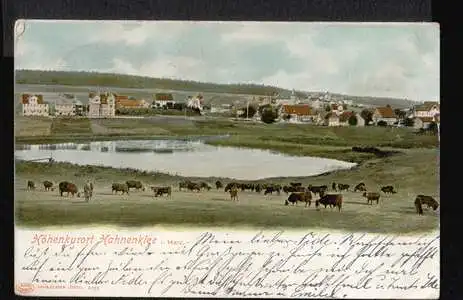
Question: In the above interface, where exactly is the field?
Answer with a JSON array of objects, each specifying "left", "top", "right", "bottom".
[{"left": 15, "top": 146, "right": 439, "bottom": 233}]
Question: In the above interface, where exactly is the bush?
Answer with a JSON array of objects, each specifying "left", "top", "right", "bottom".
[
  {"left": 360, "top": 109, "right": 373, "bottom": 125},
  {"left": 261, "top": 108, "right": 278, "bottom": 124},
  {"left": 377, "top": 120, "right": 388, "bottom": 127},
  {"left": 348, "top": 115, "right": 358, "bottom": 126},
  {"left": 238, "top": 105, "right": 257, "bottom": 118},
  {"left": 403, "top": 118, "right": 414, "bottom": 127}
]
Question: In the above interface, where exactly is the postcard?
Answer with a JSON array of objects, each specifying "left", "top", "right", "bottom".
[{"left": 14, "top": 20, "right": 440, "bottom": 298}]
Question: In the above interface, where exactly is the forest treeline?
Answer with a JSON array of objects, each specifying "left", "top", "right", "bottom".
[{"left": 15, "top": 70, "right": 291, "bottom": 96}]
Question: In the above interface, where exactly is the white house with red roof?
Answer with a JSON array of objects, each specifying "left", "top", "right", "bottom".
[{"left": 21, "top": 94, "right": 49, "bottom": 117}]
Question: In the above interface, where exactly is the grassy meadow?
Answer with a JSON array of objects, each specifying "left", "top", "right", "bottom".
[{"left": 15, "top": 145, "right": 439, "bottom": 233}]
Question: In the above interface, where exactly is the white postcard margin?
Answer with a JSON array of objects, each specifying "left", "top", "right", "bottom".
[{"left": 15, "top": 227, "right": 440, "bottom": 298}]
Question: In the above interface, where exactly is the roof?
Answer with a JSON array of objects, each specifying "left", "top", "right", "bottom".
[
  {"left": 115, "top": 95, "right": 129, "bottom": 102},
  {"left": 154, "top": 93, "right": 174, "bottom": 101},
  {"left": 21, "top": 94, "right": 44, "bottom": 104},
  {"left": 375, "top": 106, "right": 395, "bottom": 118},
  {"left": 282, "top": 104, "right": 311, "bottom": 116},
  {"left": 116, "top": 99, "right": 144, "bottom": 107},
  {"left": 415, "top": 101, "right": 440, "bottom": 111},
  {"left": 339, "top": 111, "right": 354, "bottom": 122}
]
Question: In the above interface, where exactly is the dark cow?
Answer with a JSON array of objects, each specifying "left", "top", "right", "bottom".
[
  {"left": 332, "top": 182, "right": 337, "bottom": 191},
  {"left": 363, "top": 192, "right": 380, "bottom": 205},
  {"left": 43, "top": 180, "right": 54, "bottom": 191},
  {"left": 215, "top": 180, "right": 223, "bottom": 190},
  {"left": 27, "top": 180, "right": 35, "bottom": 190},
  {"left": 229, "top": 187, "right": 239, "bottom": 202},
  {"left": 179, "top": 180, "right": 192, "bottom": 191},
  {"left": 337, "top": 183, "right": 350, "bottom": 192},
  {"left": 59, "top": 181, "right": 79, "bottom": 197},
  {"left": 200, "top": 182, "right": 212, "bottom": 191},
  {"left": 255, "top": 184, "right": 262, "bottom": 193},
  {"left": 414, "top": 195, "right": 439, "bottom": 215},
  {"left": 126, "top": 180, "right": 145, "bottom": 191},
  {"left": 354, "top": 182, "right": 367, "bottom": 192},
  {"left": 381, "top": 185, "right": 397, "bottom": 194},
  {"left": 225, "top": 182, "right": 239, "bottom": 192},
  {"left": 315, "top": 194, "right": 343, "bottom": 212},
  {"left": 187, "top": 182, "right": 201, "bottom": 192},
  {"left": 285, "top": 191, "right": 312, "bottom": 207},
  {"left": 112, "top": 183, "right": 129, "bottom": 195},
  {"left": 151, "top": 186, "right": 172, "bottom": 197},
  {"left": 308, "top": 185, "right": 328, "bottom": 196},
  {"left": 290, "top": 182, "right": 302, "bottom": 187}
]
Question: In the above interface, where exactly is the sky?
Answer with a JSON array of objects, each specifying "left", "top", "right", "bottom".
[{"left": 14, "top": 20, "right": 439, "bottom": 101}]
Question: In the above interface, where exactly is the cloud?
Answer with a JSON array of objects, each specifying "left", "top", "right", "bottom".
[{"left": 14, "top": 21, "right": 440, "bottom": 101}]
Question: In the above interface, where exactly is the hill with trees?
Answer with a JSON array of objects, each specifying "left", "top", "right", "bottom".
[{"left": 15, "top": 70, "right": 415, "bottom": 108}]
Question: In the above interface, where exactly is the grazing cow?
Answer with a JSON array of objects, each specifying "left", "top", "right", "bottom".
[
  {"left": 337, "top": 183, "right": 350, "bottom": 192},
  {"left": 27, "top": 180, "right": 35, "bottom": 190},
  {"left": 59, "top": 181, "right": 79, "bottom": 197},
  {"left": 381, "top": 185, "right": 397, "bottom": 194},
  {"left": 332, "top": 182, "right": 337, "bottom": 191},
  {"left": 83, "top": 181, "right": 93, "bottom": 202},
  {"left": 290, "top": 182, "right": 302, "bottom": 187},
  {"left": 285, "top": 191, "right": 312, "bottom": 207},
  {"left": 315, "top": 194, "right": 343, "bottom": 212},
  {"left": 187, "top": 182, "right": 201, "bottom": 192},
  {"left": 254, "top": 184, "right": 262, "bottom": 193},
  {"left": 112, "top": 183, "right": 129, "bottom": 195},
  {"left": 43, "top": 180, "right": 54, "bottom": 191},
  {"left": 126, "top": 180, "right": 145, "bottom": 191},
  {"left": 308, "top": 185, "right": 328, "bottom": 196},
  {"left": 229, "top": 187, "right": 239, "bottom": 202},
  {"left": 363, "top": 192, "right": 380, "bottom": 205},
  {"left": 215, "top": 180, "right": 223, "bottom": 190},
  {"left": 354, "top": 182, "right": 367, "bottom": 192},
  {"left": 200, "top": 182, "right": 212, "bottom": 191},
  {"left": 151, "top": 186, "right": 172, "bottom": 198},
  {"left": 414, "top": 195, "right": 439, "bottom": 215},
  {"left": 224, "top": 182, "right": 239, "bottom": 192},
  {"left": 179, "top": 180, "right": 192, "bottom": 191}
]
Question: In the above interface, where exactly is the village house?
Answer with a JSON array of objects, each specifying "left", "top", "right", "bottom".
[
  {"left": 52, "top": 94, "right": 85, "bottom": 117},
  {"left": 88, "top": 91, "right": 116, "bottom": 118},
  {"left": 186, "top": 94, "right": 204, "bottom": 112},
  {"left": 280, "top": 104, "right": 313, "bottom": 123},
  {"left": 152, "top": 93, "right": 175, "bottom": 109},
  {"left": 21, "top": 94, "right": 50, "bottom": 117},
  {"left": 413, "top": 101, "right": 440, "bottom": 118},
  {"left": 324, "top": 112, "right": 340, "bottom": 126},
  {"left": 115, "top": 95, "right": 149, "bottom": 109},
  {"left": 411, "top": 101, "right": 440, "bottom": 129},
  {"left": 330, "top": 103, "right": 345, "bottom": 116},
  {"left": 372, "top": 105, "right": 397, "bottom": 126}
]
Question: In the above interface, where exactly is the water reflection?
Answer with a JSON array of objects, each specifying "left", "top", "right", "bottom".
[{"left": 14, "top": 139, "right": 357, "bottom": 180}]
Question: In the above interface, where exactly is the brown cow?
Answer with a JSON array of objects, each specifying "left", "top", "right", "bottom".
[
  {"left": 27, "top": 180, "right": 35, "bottom": 190},
  {"left": 43, "top": 180, "right": 54, "bottom": 191},
  {"left": 363, "top": 192, "right": 380, "bottom": 205},
  {"left": 151, "top": 186, "right": 172, "bottom": 198},
  {"left": 229, "top": 187, "right": 239, "bottom": 202},
  {"left": 315, "top": 194, "right": 343, "bottom": 212},
  {"left": 59, "top": 181, "right": 79, "bottom": 197},
  {"left": 285, "top": 191, "right": 312, "bottom": 207},
  {"left": 112, "top": 183, "right": 129, "bottom": 195}
]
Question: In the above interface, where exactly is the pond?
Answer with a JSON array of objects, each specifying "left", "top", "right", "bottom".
[{"left": 14, "top": 139, "right": 357, "bottom": 180}]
